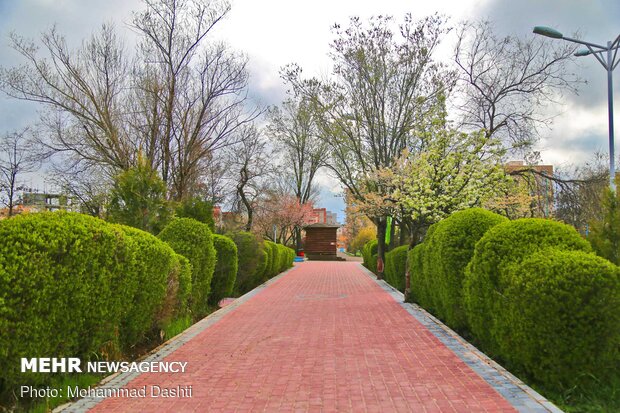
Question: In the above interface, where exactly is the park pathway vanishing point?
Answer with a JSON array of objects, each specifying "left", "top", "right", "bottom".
[{"left": 63, "top": 262, "right": 561, "bottom": 413}]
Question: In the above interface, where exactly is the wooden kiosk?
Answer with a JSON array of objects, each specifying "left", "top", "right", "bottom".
[{"left": 303, "top": 223, "right": 343, "bottom": 261}]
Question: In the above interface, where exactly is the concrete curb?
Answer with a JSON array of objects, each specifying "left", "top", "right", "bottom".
[
  {"left": 357, "top": 263, "right": 563, "bottom": 413},
  {"left": 56, "top": 264, "right": 301, "bottom": 413}
]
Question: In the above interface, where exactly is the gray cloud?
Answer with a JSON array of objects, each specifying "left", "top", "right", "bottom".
[{"left": 478, "top": 0, "right": 620, "bottom": 107}]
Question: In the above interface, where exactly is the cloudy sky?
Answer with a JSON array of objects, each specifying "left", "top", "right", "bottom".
[{"left": 1, "top": 0, "right": 619, "bottom": 221}]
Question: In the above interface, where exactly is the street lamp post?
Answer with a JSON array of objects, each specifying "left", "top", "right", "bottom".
[{"left": 534, "top": 26, "right": 620, "bottom": 190}]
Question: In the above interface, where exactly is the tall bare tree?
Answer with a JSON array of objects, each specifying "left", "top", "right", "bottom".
[
  {"left": 131, "top": 0, "right": 260, "bottom": 199},
  {"left": 0, "top": 25, "right": 132, "bottom": 171},
  {"left": 266, "top": 96, "right": 327, "bottom": 250},
  {"left": 453, "top": 20, "right": 581, "bottom": 151},
  {"left": 283, "top": 14, "right": 452, "bottom": 277},
  {"left": 228, "top": 125, "right": 273, "bottom": 231},
  {"left": 0, "top": 0, "right": 259, "bottom": 201},
  {"left": 0, "top": 130, "right": 41, "bottom": 216}
]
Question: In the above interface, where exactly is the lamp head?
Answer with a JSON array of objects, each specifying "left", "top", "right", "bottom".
[
  {"left": 533, "top": 26, "right": 563, "bottom": 39},
  {"left": 574, "top": 49, "right": 591, "bottom": 57}
]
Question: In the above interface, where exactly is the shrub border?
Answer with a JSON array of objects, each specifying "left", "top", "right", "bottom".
[
  {"left": 356, "top": 263, "right": 562, "bottom": 413},
  {"left": 59, "top": 264, "right": 299, "bottom": 412}
]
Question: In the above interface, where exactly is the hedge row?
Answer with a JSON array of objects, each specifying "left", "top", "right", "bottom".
[
  {"left": 158, "top": 218, "right": 216, "bottom": 319},
  {"left": 384, "top": 245, "right": 408, "bottom": 292},
  {"left": 0, "top": 213, "right": 296, "bottom": 401},
  {"left": 405, "top": 209, "right": 620, "bottom": 388},
  {"left": 362, "top": 239, "right": 378, "bottom": 273},
  {"left": 0, "top": 212, "right": 188, "bottom": 396}
]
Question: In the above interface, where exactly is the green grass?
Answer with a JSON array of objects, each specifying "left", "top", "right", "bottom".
[
  {"left": 534, "top": 374, "right": 620, "bottom": 413},
  {"left": 24, "top": 374, "right": 102, "bottom": 413}
]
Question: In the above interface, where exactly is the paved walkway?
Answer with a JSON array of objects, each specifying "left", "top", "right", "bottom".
[{"left": 66, "top": 262, "right": 559, "bottom": 412}]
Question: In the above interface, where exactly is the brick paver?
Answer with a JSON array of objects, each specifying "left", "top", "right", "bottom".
[{"left": 86, "top": 262, "right": 520, "bottom": 412}]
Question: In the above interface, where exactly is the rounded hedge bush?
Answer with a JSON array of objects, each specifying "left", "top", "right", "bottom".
[
  {"left": 407, "top": 223, "right": 439, "bottom": 309},
  {"left": 174, "top": 254, "right": 193, "bottom": 317},
  {"left": 464, "top": 218, "right": 592, "bottom": 354},
  {"left": 495, "top": 249, "right": 620, "bottom": 387},
  {"left": 226, "top": 231, "right": 263, "bottom": 295},
  {"left": 423, "top": 208, "right": 507, "bottom": 331},
  {"left": 158, "top": 218, "right": 216, "bottom": 319},
  {"left": 264, "top": 241, "right": 278, "bottom": 279},
  {"left": 407, "top": 243, "right": 429, "bottom": 306},
  {"left": 277, "top": 244, "right": 295, "bottom": 273},
  {"left": 210, "top": 234, "right": 238, "bottom": 305},
  {"left": 254, "top": 249, "right": 269, "bottom": 284},
  {"left": 116, "top": 225, "right": 185, "bottom": 349},
  {"left": 0, "top": 212, "right": 136, "bottom": 394},
  {"left": 384, "top": 245, "right": 408, "bottom": 292},
  {"left": 362, "top": 239, "right": 378, "bottom": 273}
]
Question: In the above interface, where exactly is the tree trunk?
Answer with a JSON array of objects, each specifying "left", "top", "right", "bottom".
[
  {"left": 294, "top": 227, "right": 302, "bottom": 254},
  {"left": 389, "top": 219, "right": 396, "bottom": 250},
  {"left": 375, "top": 217, "right": 387, "bottom": 280}
]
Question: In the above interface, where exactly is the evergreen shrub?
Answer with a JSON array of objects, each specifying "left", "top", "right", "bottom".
[
  {"left": 210, "top": 234, "right": 238, "bottom": 304},
  {"left": 464, "top": 218, "right": 591, "bottom": 355},
  {"left": 384, "top": 245, "right": 408, "bottom": 292},
  {"left": 158, "top": 218, "right": 216, "bottom": 319},
  {"left": 423, "top": 208, "right": 506, "bottom": 330}
]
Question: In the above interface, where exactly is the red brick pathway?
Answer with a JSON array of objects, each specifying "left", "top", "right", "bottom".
[{"left": 90, "top": 262, "right": 516, "bottom": 412}]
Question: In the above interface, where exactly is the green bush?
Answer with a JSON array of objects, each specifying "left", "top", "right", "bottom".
[
  {"left": 174, "top": 255, "right": 192, "bottom": 317},
  {"left": 464, "top": 218, "right": 592, "bottom": 355},
  {"left": 158, "top": 218, "right": 216, "bottom": 319},
  {"left": 407, "top": 243, "right": 430, "bottom": 307},
  {"left": 423, "top": 209, "right": 507, "bottom": 330},
  {"left": 362, "top": 239, "right": 378, "bottom": 273},
  {"left": 264, "top": 241, "right": 278, "bottom": 278},
  {"left": 277, "top": 244, "right": 295, "bottom": 272},
  {"left": 254, "top": 249, "right": 269, "bottom": 284},
  {"left": 494, "top": 249, "right": 620, "bottom": 388},
  {"left": 226, "top": 231, "right": 263, "bottom": 295},
  {"left": 210, "top": 234, "right": 238, "bottom": 305},
  {"left": 384, "top": 245, "right": 408, "bottom": 291},
  {"left": 0, "top": 212, "right": 136, "bottom": 395},
  {"left": 116, "top": 225, "right": 185, "bottom": 349},
  {"left": 175, "top": 197, "right": 215, "bottom": 231},
  {"left": 107, "top": 160, "right": 171, "bottom": 234}
]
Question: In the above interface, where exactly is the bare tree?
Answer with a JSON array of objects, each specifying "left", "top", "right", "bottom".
[
  {"left": 266, "top": 96, "right": 327, "bottom": 250},
  {"left": 0, "top": 0, "right": 259, "bottom": 201},
  {"left": 453, "top": 20, "right": 581, "bottom": 151},
  {"left": 0, "top": 130, "right": 41, "bottom": 216},
  {"left": 131, "top": 0, "right": 260, "bottom": 199},
  {"left": 228, "top": 125, "right": 273, "bottom": 231},
  {"left": 0, "top": 25, "right": 132, "bottom": 171},
  {"left": 283, "top": 14, "right": 452, "bottom": 277}
]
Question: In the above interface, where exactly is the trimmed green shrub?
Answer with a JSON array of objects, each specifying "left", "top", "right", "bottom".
[
  {"left": 384, "top": 245, "right": 408, "bottom": 292},
  {"left": 276, "top": 244, "right": 295, "bottom": 272},
  {"left": 158, "top": 218, "right": 216, "bottom": 319},
  {"left": 494, "top": 249, "right": 620, "bottom": 387},
  {"left": 0, "top": 212, "right": 136, "bottom": 395},
  {"left": 116, "top": 225, "right": 184, "bottom": 349},
  {"left": 264, "top": 241, "right": 278, "bottom": 278},
  {"left": 362, "top": 239, "right": 378, "bottom": 273},
  {"left": 226, "top": 231, "right": 263, "bottom": 295},
  {"left": 464, "top": 218, "right": 592, "bottom": 355},
  {"left": 210, "top": 234, "right": 238, "bottom": 305},
  {"left": 175, "top": 197, "right": 215, "bottom": 231},
  {"left": 424, "top": 208, "right": 507, "bottom": 330},
  {"left": 174, "top": 254, "right": 192, "bottom": 317},
  {"left": 255, "top": 249, "right": 269, "bottom": 283},
  {"left": 407, "top": 243, "right": 430, "bottom": 307},
  {"left": 407, "top": 223, "right": 440, "bottom": 309}
]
